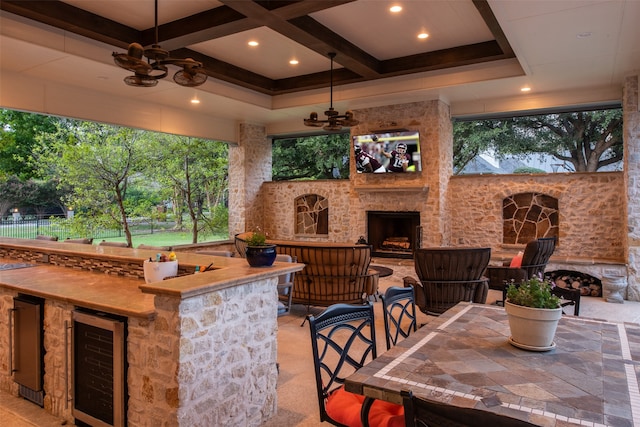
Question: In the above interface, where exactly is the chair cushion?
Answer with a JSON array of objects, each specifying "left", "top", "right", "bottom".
[
  {"left": 326, "top": 386, "right": 404, "bottom": 427},
  {"left": 510, "top": 251, "right": 524, "bottom": 268}
]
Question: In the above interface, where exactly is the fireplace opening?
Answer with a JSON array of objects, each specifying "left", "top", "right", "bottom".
[{"left": 367, "top": 211, "right": 420, "bottom": 259}]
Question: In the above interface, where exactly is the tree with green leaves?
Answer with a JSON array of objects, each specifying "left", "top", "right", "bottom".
[
  {"left": 0, "top": 109, "right": 60, "bottom": 180},
  {"left": 453, "top": 108, "right": 623, "bottom": 173},
  {"left": 143, "top": 133, "right": 228, "bottom": 243},
  {"left": 34, "top": 120, "right": 147, "bottom": 247},
  {"left": 272, "top": 133, "right": 350, "bottom": 180}
]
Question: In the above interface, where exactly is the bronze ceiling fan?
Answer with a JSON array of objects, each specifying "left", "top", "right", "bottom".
[{"left": 112, "top": 0, "right": 207, "bottom": 88}]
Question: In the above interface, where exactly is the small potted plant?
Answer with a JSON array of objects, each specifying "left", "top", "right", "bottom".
[
  {"left": 504, "top": 275, "right": 562, "bottom": 351},
  {"left": 245, "top": 229, "right": 267, "bottom": 247},
  {"left": 244, "top": 229, "right": 277, "bottom": 267}
]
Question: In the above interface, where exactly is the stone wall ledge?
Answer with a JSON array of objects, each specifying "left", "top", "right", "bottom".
[
  {"left": 355, "top": 185, "right": 429, "bottom": 193},
  {"left": 492, "top": 251, "right": 625, "bottom": 266}
]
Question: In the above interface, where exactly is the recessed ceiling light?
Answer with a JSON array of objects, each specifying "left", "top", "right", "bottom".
[
  {"left": 191, "top": 96, "right": 200, "bottom": 104},
  {"left": 418, "top": 33, "right": 429, "bottom": 40},
  {"left": 390, "top": 5, "right": 402, "bottom": 13},
  {"left": 289, "top": 59, "right": 299, "bottom": 65},
  {"left": 248, "top": 40, "right": 259, "bottom": 47},
  {"left": 521, "top": 86, "right": 531, "bottom": 92}
]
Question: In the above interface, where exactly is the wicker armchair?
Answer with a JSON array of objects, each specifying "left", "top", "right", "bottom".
[
  {"left": 273, "top": 241, "right": 379, "bottom": 307},
  {"left": 403, "top": 247, "right": 491, "bottom": 316},
  {"left": 486, "top": 237, "right": 556, "bottom": 295}
]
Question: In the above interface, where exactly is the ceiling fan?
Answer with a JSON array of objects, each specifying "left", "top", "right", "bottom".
[
  {"left": 304, "top": 53, "right": 359, "bottom": 131},
  {"left": 112, "top": 0, "right": 207, "bottom": 88}
]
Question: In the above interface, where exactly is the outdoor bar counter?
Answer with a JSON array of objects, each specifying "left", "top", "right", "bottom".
[{"left": 0, "top": 237, "right": 302, "bottom": 426}]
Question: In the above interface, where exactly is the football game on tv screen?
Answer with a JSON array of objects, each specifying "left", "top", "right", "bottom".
[{"left": 352, "top": 131, "right": 421, "bottom": 173}]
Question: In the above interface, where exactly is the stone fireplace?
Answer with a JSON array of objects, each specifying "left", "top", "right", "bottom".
[{"left": 367, "top": 211, "right": 421, "bottom": 258}]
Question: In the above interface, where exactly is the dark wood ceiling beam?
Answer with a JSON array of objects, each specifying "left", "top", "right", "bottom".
[
  {"left": 148, "top": 6, "right": 253, "bottom": 50},
  {"left": 220, "top": 0, "right": 380, "bottom": 78},
  {"left": 273, "top": 67, "right": 364, "bottom": 94},
  {"left": 0, "top": 0, "right": 138, "bottom": 49},
  {"left": 380, "top": 41, "right": 507, "bottom": 75},
  {"left": 472, "top": 0, "right": 515, "bottom": 57},
  {"left": 173, "top": 48, "right": 276, "bottom": 95},
  {"left": 287, "top": 15, "right": 380, "bottom": 78}
]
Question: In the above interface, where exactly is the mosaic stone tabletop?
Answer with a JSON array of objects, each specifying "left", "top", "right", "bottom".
[{"left": 345, "top": 302, "right": 640, "bottom": 427}]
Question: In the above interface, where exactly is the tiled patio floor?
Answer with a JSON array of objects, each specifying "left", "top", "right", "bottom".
[{"left": 2, "top": 258, "right": 639, "bottom": 426}]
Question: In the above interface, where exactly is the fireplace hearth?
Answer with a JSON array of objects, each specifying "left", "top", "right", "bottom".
[{"left": 367, "top": 211, "right": 420, "bottom": 258}]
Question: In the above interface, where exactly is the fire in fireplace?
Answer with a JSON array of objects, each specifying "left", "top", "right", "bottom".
[{"left": 367, "top": 211, "right": 420, "bottom": 258}]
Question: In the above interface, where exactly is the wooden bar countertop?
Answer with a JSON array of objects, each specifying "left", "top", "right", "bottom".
[{"left": 0, "top": 238, "right": 303, "bottom": 319}]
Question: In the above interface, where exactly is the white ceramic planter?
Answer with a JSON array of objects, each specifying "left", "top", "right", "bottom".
[
  {"left": 505, "top": 301, "right": 562, "bottom": 350},
  {"left": 143, "top": 260, "right": 178, "bottom": 284}
]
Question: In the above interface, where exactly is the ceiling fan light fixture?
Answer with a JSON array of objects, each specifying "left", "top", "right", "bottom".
[
  {"left": 303, "top": 52, "right": 359, "bottom": 131},
  {"left": 112, "top": 0, "right": 207, "bottom": 88}
]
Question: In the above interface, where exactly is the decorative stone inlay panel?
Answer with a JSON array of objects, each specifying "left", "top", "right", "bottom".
[
  {"left": 295, "top": 194, "right": 328, "bottom": 235},
  {"left": 502, "top": 192, "right": 559, "bottom": 244}
]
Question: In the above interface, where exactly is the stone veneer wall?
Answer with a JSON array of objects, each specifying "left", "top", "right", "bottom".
[
  {"left": 262, "top": 180, "right": 352, "bottom": 241},
  {"left": 245, "top": 89, "right": 639, "bottom": 298},
  {"left": 257, "top": 99, "right": 631, "bottom": 293},
  {"left": 624, "top": 75, "right": 640, "bottom": 300},
  {"left": 261, "top": 100, "right": 451, "bottom": 246},
  {"left": 228, "top": 123, "right": 270, "bottom": 236},
  {"left": 447, "top": 172, "right": 625, "bottom": 261},
  {"left": 127, "top": 279, "right": 278, "bottom": 426}
]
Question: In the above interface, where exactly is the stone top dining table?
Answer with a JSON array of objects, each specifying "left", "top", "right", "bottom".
[{"left": 345, "top": 302, "right": 640, "bottom": 427}]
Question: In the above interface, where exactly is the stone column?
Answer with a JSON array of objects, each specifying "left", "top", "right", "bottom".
[
  {"left": 127, "top": 278, "right": 279, "bottom": 426},
  {"left": 624, "top": 75, "right": 640, "bottom": 300},
  {"left": 228, "top": 123, "right": 270, "bottom": 236}
]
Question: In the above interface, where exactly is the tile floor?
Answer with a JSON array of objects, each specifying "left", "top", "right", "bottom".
[{"left": 2, "top": 258, "right": 639, "bottom": 426}]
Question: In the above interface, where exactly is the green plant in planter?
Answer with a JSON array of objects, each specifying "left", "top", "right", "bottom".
[
  {"left": 245, "top": 229, "right": 268, "bottom": 246},
  {"left": 506, "top": 276, "right": 561, "bottom": 309}
]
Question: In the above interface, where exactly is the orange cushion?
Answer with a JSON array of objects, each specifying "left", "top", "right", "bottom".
[
  {"left": 326, "top": 386, "right": 404, "bottom": 427},
  {"left": 510, "top": 251, "right": 524, "bottom": 268}
]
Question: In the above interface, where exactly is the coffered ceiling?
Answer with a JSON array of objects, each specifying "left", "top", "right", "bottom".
[{"left": 1, "top": 0, "right": 639, "bottom": 134}]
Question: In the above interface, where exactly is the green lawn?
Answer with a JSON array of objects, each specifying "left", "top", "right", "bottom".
[{"left": 99, "top": 231, "right": 229, "bottom": 247}]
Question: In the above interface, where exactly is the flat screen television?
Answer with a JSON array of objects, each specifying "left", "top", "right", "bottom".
[{"left": 352, "top": 131, "right": 421, "bottom": 173}]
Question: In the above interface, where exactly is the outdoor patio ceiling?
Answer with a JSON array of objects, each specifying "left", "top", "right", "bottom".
[{"left": 0, "top": 0, "right": 515, "bottom": 96}]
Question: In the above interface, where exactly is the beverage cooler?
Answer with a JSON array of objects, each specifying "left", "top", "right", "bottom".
[
  {"left": 72, "top": 310, "right": 126, "bottom": 427},
  {"left": 10, "top": 295, "right": 45, "bottom": 406}
]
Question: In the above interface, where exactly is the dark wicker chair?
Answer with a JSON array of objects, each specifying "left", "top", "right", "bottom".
[
  {"left": 274, "top": 242, "right": 379, "bottom": 307},
  {"left": 403, "top": 247, "right": 491, "bottom": 316},
  {"left": 485, "top": 237, "right": 557, "bottom": 305},
  {"left": 402, "top": 389, "right": 537, "bottom": 427},
  {"left": 381, "top": 286, "right": 417, "bottom": 350}
]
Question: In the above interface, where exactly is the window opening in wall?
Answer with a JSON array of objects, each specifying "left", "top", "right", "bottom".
[
  {"left": 295, "top": 194, "right": 328, "bottom": 235},
  {"left": 452, "top": 106, "right": 623, "bottom": 175},
  {"left": 503, "top": 193, "right": 558, "bottom": 244},
  {"left": 272, "top": 132, "right": 350, "bottom": 181}
]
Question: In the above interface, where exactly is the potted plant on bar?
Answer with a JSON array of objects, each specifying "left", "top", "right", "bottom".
[
  {"left": 504, "top": 275, "right": 562, "bottom": 351},
  {"left": 244, "top": 229, "right": 277, "bottom": 267}
]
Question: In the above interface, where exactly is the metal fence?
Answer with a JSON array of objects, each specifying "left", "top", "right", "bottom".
[{"left": 0, "top": 215, "right": 167, "bottom": 240}]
